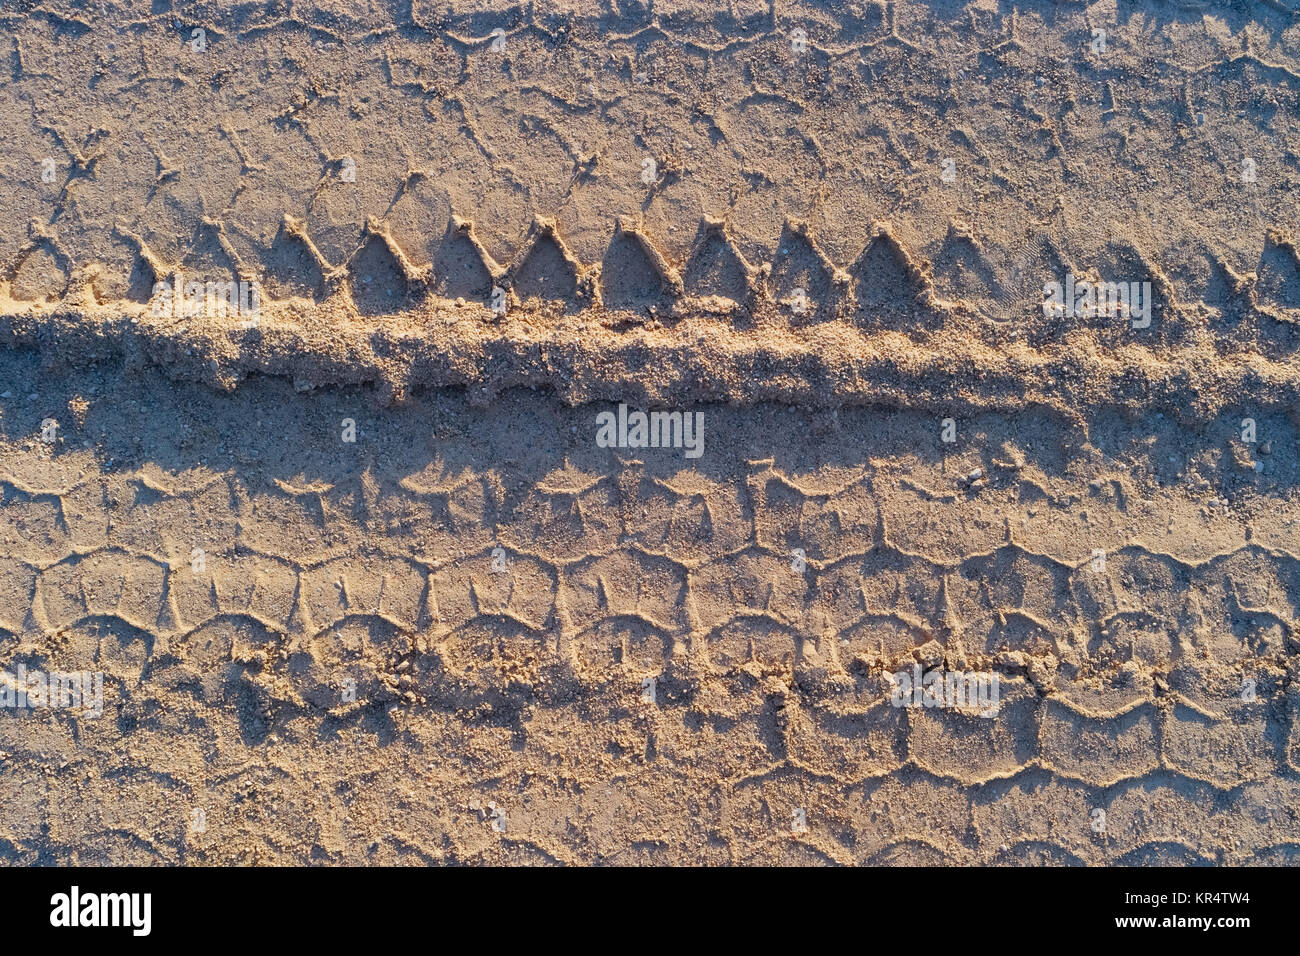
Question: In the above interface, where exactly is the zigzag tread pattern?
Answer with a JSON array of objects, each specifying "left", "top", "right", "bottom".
[{"left": 2, "top": 1, "right": 1300, "bottom": 408}]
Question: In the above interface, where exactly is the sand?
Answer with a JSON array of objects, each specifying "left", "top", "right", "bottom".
[{"left": 1, "top": 0, "right": 1299, "bottom": 864}]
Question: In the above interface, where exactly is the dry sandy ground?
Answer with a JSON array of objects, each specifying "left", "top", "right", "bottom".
[{"left": 1, "top": 0, "right": 1299, "bottom": 864}]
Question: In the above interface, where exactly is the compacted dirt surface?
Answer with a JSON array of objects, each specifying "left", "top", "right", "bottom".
[{"left": 1, "top": 0, "right": 1300, "bottom": 864}]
